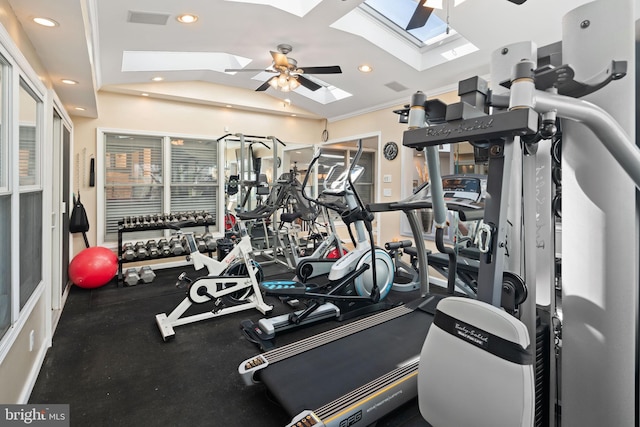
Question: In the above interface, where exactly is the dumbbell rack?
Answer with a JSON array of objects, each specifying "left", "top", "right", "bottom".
[{"left": 116, "top": 215, "right": 216, "bottom": 287}]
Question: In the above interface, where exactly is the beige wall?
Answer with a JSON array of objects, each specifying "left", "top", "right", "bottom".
[
  {"left": 0, "top": 295, "right": 47, "bottom": 402},
  {"left": 0, "top": 0, "right": 48, "bottom": 80},
  {"left": 71, "top": 90, "right": 326, "bottom": 254}
]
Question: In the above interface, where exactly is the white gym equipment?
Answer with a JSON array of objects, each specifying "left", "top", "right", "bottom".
[{"left": 155, "top": 225, "right": 272, "bottom": 341}]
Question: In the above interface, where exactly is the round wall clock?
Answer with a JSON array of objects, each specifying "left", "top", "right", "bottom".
[{"left": 383, "top": 141, "right": 399, "bottom": 160}]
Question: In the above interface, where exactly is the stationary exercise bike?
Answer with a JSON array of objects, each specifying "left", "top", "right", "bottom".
[
  {"left": 241, "top": 140, "right": 395, "bottom": 350},
  {"left": 155, "top": 222, "right": 273, "bottom": 342}
]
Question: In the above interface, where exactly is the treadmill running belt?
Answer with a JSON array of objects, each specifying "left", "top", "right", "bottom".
[{"left": 259, "top": 308, "right": 434, "bottom": 416}]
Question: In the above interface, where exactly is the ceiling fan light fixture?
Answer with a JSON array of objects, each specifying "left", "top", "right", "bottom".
[
  {"left": 269, "top": 72, "right": 300, "bottom": 92},
  {"left": 288, "top": 78, "right": 300, "bottom": 91}
]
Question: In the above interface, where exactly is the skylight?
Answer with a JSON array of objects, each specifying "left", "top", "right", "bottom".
[
  {"left": 224, "top": 0, "right": 322, "bottom": 17},
  {"left": 363, "top": 0, "right": 449, "bottom": 46},
  {"left": 121, "top": 51, "right": 252, "bottom": 73},
  {"left": 331, "top": 0, "right": 478, "bottom": 72}
]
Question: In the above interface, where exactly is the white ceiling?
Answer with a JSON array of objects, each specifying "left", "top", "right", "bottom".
[{"left": 6, "top": 0, "right": 613, "bottom": 121}]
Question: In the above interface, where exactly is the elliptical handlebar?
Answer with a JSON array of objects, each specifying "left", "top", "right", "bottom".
[
  {"left": 345, "top": 139, "right": 369, "bottom": 218},
  {"left": 299, "top": 149, "right": 348, "bottom": 214}
]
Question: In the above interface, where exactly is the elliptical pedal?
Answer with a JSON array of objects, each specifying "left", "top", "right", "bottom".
[{"left": 260, "top": 280, "right": 308, "bottom": 296}]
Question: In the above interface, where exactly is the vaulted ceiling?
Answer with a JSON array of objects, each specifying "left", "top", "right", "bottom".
[{"left": 7, "top": 0, "right": 617, "bottom": 121}]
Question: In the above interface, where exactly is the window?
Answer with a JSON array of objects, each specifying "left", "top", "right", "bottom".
[
  {"left": 170, "top": 138, "right": 218, "bottom": 214},
  {"left": 363, "top": 0, "right": 450, "bottom": 47},
  {"left": 103, "top": 133, "right": 219, "bottom": 242},
  {"left": 104, "top": 134, "right": 163, "bottom": 241},
  {"left": 18, "top": 80, "right": 42, "bottom": 309},
  {"left": 0, "top": 196, "right": 9, "bottom": 337},
  {"left": 0, "top": 56, "right": 8, "bottom": 338},
  {"left": 332, "top": 0, "right": 478, "bottom": 71}
]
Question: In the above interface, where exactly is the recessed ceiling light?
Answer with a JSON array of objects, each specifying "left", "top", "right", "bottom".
[
  {"left": 291, "top": 114, "right": 297, "bottom": 117},
  {"left": 141, "top": 93, "right": 149, "bottom": 97},
  {"left": 151, "top": 76, "right": 164, "bottom": 82},
  {"left": 61, "top": 79, "right": 78, "bottom": 85},
  {"left": 176, "top": 14, "right": 198, "bottom": 23},
  {"left": 226, "top": 105, "right": 232, "bottom": 108},
  {"left": 358, "top": 64, "right": 373, "bottom": 73},
  {"left": 33, "top": 17, "right": 58, "bottom": 27},
  {"left": 74, "top": 107, "right": 85, "bottom": 111}
]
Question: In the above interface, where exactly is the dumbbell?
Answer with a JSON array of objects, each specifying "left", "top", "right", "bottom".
[
  {"left": 146, "top": 240, "right": 159, "bottom": 258},
  {"left": 202, "top": 233, "right": 217, "bottom": 251},
  {"left": 157, "top": 238, "right": 171, "bottom": 256},
  {"left": 204, "top": 212, "right": 214, "bottom": 224},
  {"left": 195, "top": 211, "right": 205, "bottom": 224},
  {"left": 169, "top": 236, "right": 185, "bottom": 255},
  {"left": 124, "top": 268, "right": 140, "bottom": 286},
  {"left": 122, "top": 242, "right": 136, "bottom": 261},
  {"left": 134, "top": 241, "right": 148, "bottom": 259},
  {"left": 194, "top": 234, "right": 207, "bottom": 253},
  {"left": 139, "top": 266, "right": 156, "bottom": 284}
]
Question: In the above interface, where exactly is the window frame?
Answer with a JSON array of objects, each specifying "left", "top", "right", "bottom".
[{"left": 0, "top": 23, "right": 48, "bottom": 357}]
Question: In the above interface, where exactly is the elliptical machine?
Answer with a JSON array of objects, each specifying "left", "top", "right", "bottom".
[{"left": 241, "top": 140, "right": 395, "bottom": 349}]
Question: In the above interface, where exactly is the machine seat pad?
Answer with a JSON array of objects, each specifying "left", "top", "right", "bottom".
[{"left": 418, "top": 296, "right": 534, "bottom": 427}]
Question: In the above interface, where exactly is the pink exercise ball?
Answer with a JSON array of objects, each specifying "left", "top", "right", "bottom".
[{"left": 69, "top": 246, "right": 118, "bottom": 289}]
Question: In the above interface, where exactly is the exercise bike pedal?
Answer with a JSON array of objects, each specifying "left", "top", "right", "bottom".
[
  {"left": 175, "top": 272, "right": 193, "bottom": 289},
  {"left": 260, "top": 280, "right": 307, "bottom": 296}
]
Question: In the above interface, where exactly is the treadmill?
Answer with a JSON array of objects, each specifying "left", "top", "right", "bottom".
[
  {"left": 238, "top": 180, "right": 491, "bottom": 427},
  {"left": 239, "top": 191, "right": 441, "bottom": 427},
  {"left": 238, "top": 86, "right": 535, "bottom": 427}
]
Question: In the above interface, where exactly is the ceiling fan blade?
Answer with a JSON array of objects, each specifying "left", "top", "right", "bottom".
[
  {"left": 298, "top": 66, "right": 342, "bottom": 74},
  {"left": 256, "top": 78, "right": 275, "bottom": 91},
  {"left": 406, "top": 1, "right": 433, "bottom": 31},
  {"left": 296, "top": 75, "right": 322, "bottom": 91},
  {"left": 225, "top": 68, "right": 275, "bottom": 73},
  {"left": 271, "top": 51, "right": 290, "bottom": 68}
]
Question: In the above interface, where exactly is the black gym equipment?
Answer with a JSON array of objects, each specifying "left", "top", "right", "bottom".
[{"left": 241, "top": 141, "right": 395, "bottom": 350}]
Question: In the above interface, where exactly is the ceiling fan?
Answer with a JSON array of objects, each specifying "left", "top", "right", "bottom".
[
  {"left": 225, "top": 44, "right": 342, "bottom": 92},
  {"left": 406, "top": 0, "right": 527, "bottom": 31}
]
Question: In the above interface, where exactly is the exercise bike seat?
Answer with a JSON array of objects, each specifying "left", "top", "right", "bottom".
[
  {"left": 418, "top": 297, "right": 534, "bottom": 427},
  {"left": 280, "top": 212, "right": 302, "bottom": 223}
]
